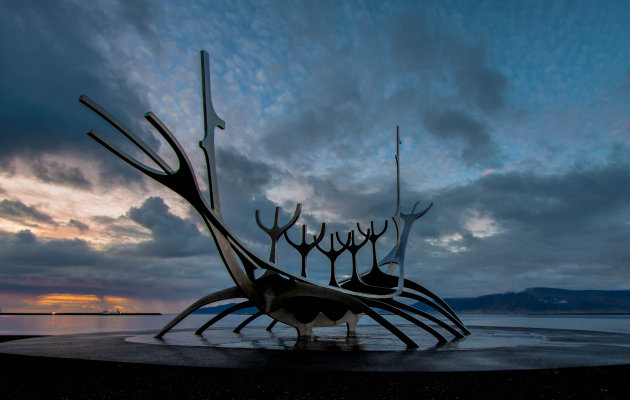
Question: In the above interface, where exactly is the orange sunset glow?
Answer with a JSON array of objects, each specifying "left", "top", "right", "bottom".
[{"left": 34, "top": 293, "right": 130, "bottom": 312}]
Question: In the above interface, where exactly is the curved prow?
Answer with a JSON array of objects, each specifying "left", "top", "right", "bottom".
[
  {"left": 80, "top": 94, "right": 258, "bottom": 299},
  {"left": 379, "top": 201, "right": 433, "bottom": 270}
]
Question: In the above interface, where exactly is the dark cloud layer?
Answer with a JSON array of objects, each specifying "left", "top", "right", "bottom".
[
  {"left": 30, "top": 159, "right": 92, "bottom": 189},
  {"left": 117, "top": 197, "right": 213, "bottom": 258},
  {"left": 2, "top": 160, "right": 630, "bottom": 302},
  {"left": 0, "top": 0, "right": 160, "bottom": 185},
  {"left": 0, "top": 199, "right": 56, "bottom": 226},
  {"left": 257, "top": 9, "right": 508, "bottom": 168},
  {"left": 397, "top": 162, "right": 630, "bottom": 294},
  {"left": 0, "top": 229, "right": 97, "bottom": 269},
  {"left": 213, "top": 158, "right": 630, "bottom": 294},
  {"left": 620, "top": 69, "right": 630, "bottom": 93},
  {"left": 216, "top": 148, "right": 276, "bottom": 195},
  {"left": 0, "top": 227, "right": 227, "bottom": 304},
  {"left": 423, "top": 109, "right": 502, "bottom": 167},
  {"left": 67, "top": 219, "right": 89, "bottom": 232},
  {"left": 448, "top": 44, "right": 508, "bottom": 114},
  {"left": 1, "top": 1, "right": 628, "bottom": 310}
]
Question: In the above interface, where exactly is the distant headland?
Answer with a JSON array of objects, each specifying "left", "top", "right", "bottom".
[
  {"left": 432, "top": 287, "right": 630, "bottom": 314},
  {"left": 194, "top": 287, "right": 630, "bottom": 315}
]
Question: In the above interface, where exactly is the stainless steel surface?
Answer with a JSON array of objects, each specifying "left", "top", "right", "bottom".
[{"left": 79, "top": 50, "right": 469, "bottom": 349}]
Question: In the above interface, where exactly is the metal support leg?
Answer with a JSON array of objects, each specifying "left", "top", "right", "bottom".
[{"left": 155, "top": 286, "right": 243, "bottom": 338}]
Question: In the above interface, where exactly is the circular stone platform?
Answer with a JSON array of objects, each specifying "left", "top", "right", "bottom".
[{"left": 1, "top": 324, "right": 629, "bottom": 372}]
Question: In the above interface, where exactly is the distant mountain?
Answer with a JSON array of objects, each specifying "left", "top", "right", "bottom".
[
  {"left": 419, "top": 287, "right": 630, "bottom": 314},
  {"left": 193, "top": 288, "right": 630, "bottom": 315}
]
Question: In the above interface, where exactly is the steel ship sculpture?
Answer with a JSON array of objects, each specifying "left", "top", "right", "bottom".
[{"left": 79, "top": 51, "right": 469, "bottom": 348}]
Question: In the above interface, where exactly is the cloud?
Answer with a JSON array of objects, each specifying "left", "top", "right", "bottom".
[
  {"left": 0, "top": 226, "right": 232, "bottom": 312},
  {"left": 284, "top": 160, "right": 630, "bottom": 296},
  {"left": 448, "top": 44, "right": 508, "bottom": 114},
  {"left": 221, "top": 7, "right": 511, "bottom": 174},
  {"left": 389, "top": 13, "right": 439, "bottom": 72},
  {"left": 422, "top": 109, "right": 502, "bottom": 167},
  {"left": 14, "top": 229, "right": 36, "bottom": 244},
  {"left": 399, "top": 161, "right": 630, "bottom": 296},
  {"left": 67, "top": 219, "right": 89, "bottom": 232},
  {"left": 387, "top": 12, "right": 508, "bottom": 114},
  {"left": 115, "top": 0, "right": 162, "bottom": 44},
  {"left": 0, "top": 199, "right": 57, "bottom": 226},
  {"left": 0, "top": 229, "right": 98, "bottom": 268},
  {"left": 89, "top": 214, "right": 151, "bottom": 241},
  {"left": 620, "top": 69, "right": 630, "bottom": 93},
  {"left": 115, "top": 196, "right": 213, "bottom": 258},
  {"left": 0, "top": 0, "right": 161, "bottom": 184},
  {"left": 30, "top": 159, "right": 92, "bottom": 189},
  {"left": 216, "top": 148, "right": 277, "bottom": 195},
  {"left": 2, "top": 1, "right": 629, "bottom": 312}
]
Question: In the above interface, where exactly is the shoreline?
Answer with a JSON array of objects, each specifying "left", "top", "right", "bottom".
[
  {"left": 527, "top": 312, "right": 630, "bottom": 316},
  {"left": 0, "top": 312, "right": 162, "bottom": 315}
]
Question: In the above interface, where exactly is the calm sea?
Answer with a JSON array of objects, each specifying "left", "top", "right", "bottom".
[{"left": 2, "top": 313, "right": 630, "bottom": 336}]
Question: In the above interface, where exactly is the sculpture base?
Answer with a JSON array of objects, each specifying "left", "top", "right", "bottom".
[{"left": 1, "top": 325, "right": 629, "bottom": 372}]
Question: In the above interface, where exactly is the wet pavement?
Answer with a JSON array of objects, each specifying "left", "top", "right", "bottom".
[{"left": 1, "top": 324, "right": 629, "bottom": 372}]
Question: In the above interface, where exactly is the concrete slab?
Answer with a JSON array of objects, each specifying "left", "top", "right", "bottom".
[{"left": 1, "top": 325, "right": 629, "bottom": 372}]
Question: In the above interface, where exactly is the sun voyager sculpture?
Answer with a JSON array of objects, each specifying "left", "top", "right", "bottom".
[{"left": 80, "top": 51, "right": 469, "bottom": 348}]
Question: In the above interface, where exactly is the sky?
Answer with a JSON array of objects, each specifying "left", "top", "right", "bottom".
[{"left": 1, "top": 0, "right": 629, "bottom": 313}]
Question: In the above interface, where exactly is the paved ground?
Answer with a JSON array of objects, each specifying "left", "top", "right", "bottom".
[
  {"left": 1, "top": 352, "right": 628, "bottom": 400},
  {"left": 1, "top": 325, "right": 629, "bottom": 372}
]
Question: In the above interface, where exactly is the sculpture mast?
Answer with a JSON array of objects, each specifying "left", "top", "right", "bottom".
[
  {"left": 199, "top": 50, "right": 226, "bottom": 221},
  {"left": 391, "top": 125, "right": 405, "bottom": 290},
  {"left": 379, "top": 126, "right": 433, "bottom": 276},
  {"left": 394, "top": 125, "right": 401, "bottom": 244}
]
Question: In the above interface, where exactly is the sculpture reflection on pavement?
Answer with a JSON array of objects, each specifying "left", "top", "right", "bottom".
[{"left": 80, "top": 50, "right": 469, "bottom": 348}]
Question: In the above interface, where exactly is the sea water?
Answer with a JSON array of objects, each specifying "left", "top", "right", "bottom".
[{"left": 2, "top": 313, "right": 630, "bottom": 336}]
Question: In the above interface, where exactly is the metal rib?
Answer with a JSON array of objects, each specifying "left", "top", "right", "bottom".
[
  {"left": 364, "top": 299, "right": 447, "bottom": 345},
  {"left": 234, "top": 311, "right": 265, "bottom": 333},
  {"left": 195, "top": 300, "right": 254, "bottom": 335},
  {"left": 155, "top": 286, "right": 243, "bottom": 338},
  {"left": 79, "top": 95, "right": 171, "bottom": 173}
]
